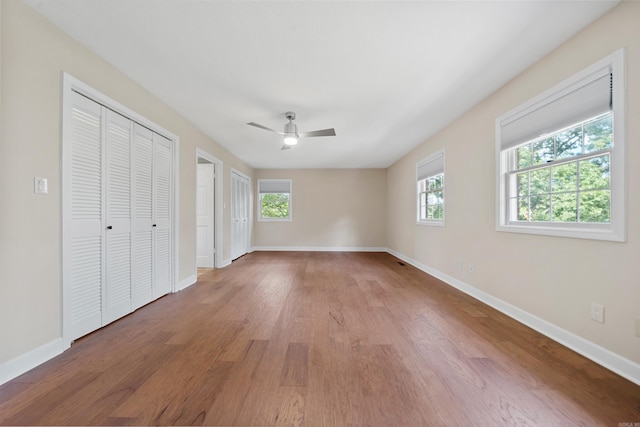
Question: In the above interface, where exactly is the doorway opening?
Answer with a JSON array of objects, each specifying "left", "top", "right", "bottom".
[{"left": 196, "top": 149, "right": 223, "bottom": 269}]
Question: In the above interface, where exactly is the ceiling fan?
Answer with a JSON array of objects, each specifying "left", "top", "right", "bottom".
[{"left": 247, "top": 111, "right": 336, "bottom": 150}]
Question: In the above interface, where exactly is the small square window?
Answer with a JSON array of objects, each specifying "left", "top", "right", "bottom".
[{"left": 258, "top": 179, "right": 292, "bottom": 221}]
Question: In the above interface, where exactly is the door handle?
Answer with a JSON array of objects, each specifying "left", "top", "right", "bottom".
[
  {"left": 106, "top": 226, "right": 113, "bottom": 230},
  {"left": 152, "top": 224, "right": 157, "bottom": 227}
]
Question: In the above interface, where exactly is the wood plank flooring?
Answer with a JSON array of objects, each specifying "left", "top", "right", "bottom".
[{"left": 1, "top": 251, "right": 639, "bottom": 426}]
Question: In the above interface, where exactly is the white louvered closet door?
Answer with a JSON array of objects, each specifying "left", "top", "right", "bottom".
[
  {"left": 104, "top": 110, "right": 132, "bottom": 324},
  {"left": 67, "top": 92, "right": 104, "bottom": 340},
  {"left": 64, "top": 78, "right": 175, "bottom": 344},
  {"left": 230, "top": 172, "right": 249, "bottom": 261},
  {"left": 153, "top": 133, "right": 173, "bottom": 298},
  {"left": 132, "top": 124, "right": 155, "bottom": 310}
]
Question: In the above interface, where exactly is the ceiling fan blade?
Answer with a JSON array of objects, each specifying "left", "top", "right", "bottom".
[
  {"left": 281, "top": 144, "right": 292, "bottom": 150},
  {"left": 247, "top": 122, "right": 284, "bottom": 135},
  {"left": 298, "top": 128, "right": 336, "bottom": 138}
]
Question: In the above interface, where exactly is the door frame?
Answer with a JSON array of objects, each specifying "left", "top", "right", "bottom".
[{"left": 195, "top": 148, "right": 223, "bottom": 269}]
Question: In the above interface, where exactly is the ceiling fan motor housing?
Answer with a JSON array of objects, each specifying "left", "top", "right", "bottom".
[{"left": 284, "top": 121, "right": 298, "bottom": 136}]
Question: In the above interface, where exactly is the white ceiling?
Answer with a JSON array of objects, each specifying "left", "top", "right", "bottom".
[{"left": 25, "top": 0, "right": 618, "bottom": 169}]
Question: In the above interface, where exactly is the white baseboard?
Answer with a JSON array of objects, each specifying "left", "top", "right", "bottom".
[
  {"left": 0, "top": 338, "right": 67, "bottom": 386},
  {"left": 176, "top": 274, "right": 197, "bottom": 291},
  {"left": 220, "top": 258, "right": 232, "bottom": 268},
  {"left": 251, "top": 246, "right": 388, "bottom": 252},
  {"left": 387, "top": 249, "right": 640, "bottom": 386}
]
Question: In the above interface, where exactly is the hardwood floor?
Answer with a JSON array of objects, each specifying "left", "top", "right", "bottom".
[{"left": 1, "top": 251, "right": 639, "bottom": 426}]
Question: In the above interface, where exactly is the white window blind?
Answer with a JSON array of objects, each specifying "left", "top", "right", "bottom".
[
  {"left": 258, "top": 179, "right": 291, "bottom": 194},
  {"left": 417, "top": 151, "right": 444, "bottom": 181},
  {"left": 499, "top": 69, "right": 612, "bottom": 151}
]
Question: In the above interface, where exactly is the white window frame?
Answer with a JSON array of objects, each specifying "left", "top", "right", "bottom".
[
  {"left": 258, "top": 179, "right": 292, "bottom": 222},
  {"left": 495, "top": 49, "right": 625, "bottom": 242},
  {"left": 416, "top": 149, "right": 445, "bottom": 227}
]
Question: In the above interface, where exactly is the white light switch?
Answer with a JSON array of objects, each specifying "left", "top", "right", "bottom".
[{"left": 34, "top": 177, "right": 48, "bottom": 194}]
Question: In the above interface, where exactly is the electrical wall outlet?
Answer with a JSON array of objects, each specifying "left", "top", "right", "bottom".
[
  {"left": 468, "top": 263, "right": 475, "bottom": 274},
  {"left": 635, "top": 318, "right": 640, "bottom": 337},
  {"left": 590, "top": 303, "right": 605, "bottom": 323}
]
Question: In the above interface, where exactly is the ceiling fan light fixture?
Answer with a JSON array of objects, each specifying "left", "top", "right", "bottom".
[
  {"left": 283, "top": 118, "right": 298, "bottom": 145},
  {"left": 283, "top": 134, "right": 298, "bottom": 145}
]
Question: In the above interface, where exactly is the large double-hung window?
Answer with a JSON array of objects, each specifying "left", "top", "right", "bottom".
[{"left": 496, "top": 49, "right": 625, "bottom": 241}]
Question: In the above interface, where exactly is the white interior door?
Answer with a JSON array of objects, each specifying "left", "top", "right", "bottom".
[
  {"left": 153, "top": 133, "right": 173, "bottom": 298},
  {"left": 131, "top": 124, "right": 154, "bottom": 309},
  {"left": 231, "top": 171, "right": 250, "bottom": 261},
  {"left": 104, "top": 109, "right": 132, "bottom": 324},
  {"left": 197, "top": 162, "right": 215, "bottom": 268},
  {"left": 65, "top": 92, "right": 104, "bottom": 340}
]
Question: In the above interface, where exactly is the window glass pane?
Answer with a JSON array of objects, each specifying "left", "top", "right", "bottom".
[
  {"left": 533, "top": 138, "right": 554, "bottom": 165},
  {"left": 529, "top": 168, "right": 550, "bottom": 195},
  {"left": 530, "top": 195, "right": 550, "bottom": 221},
  {"left": 261, "top": 193, "right": 289, "bottom": 218},
  {"left": 579, "top": 155, "right": 610, "bottom": 191},
  {"left": 428, "top": 190, "right": 444, "bottom": 205},
  {"left": 556, "top": 125, "right": 583, "bottom": 159},
  {"left": 584, "top": 114, "right": 613, "bottom": 153},
  {"left": 551, "top": 162, "right": 577, "bottom": 192},
  {"left": 428, "top": 174, "right": 443, "bottom": 191},
  {"left": 552, "top": 193, "right": 577, "bottom": 222},
  {"left": 517, "top": 172, "right": 528, "bottom": 197},
  {"left": 434, "top": 174, "right": 443, "bottom": 189},
  {"left": 517, "top": 144, "right": 532, "bottom": 169},
  {"left": 434, "top": 204, "right": 444, "bottom": 220},
  {"left": 426, "top": 205, "right": 436, "bottom": 219},
  {"left": 517, "top": 197, "right": 529, "bottom": 221},
  {"left": 579, "top": 190, "right": 610, "bottom": 223}
]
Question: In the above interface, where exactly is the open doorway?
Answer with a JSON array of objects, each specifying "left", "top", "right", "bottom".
[{"left": 196, "top": 149, "right": 223, "bottom": 269}]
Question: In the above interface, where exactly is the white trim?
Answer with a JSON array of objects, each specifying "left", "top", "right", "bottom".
[
  {"left": 387, "top": 248, "right": 640, "bottom": 386},
  {"left": 251, "top": 246, "right": 388, "bottom": 252},
  {"left": 220, "top": 258, "right": 232, "bottom": 267},
  {"left": 495, "top": 49, "right": 626, "bottom": 242},
  {"left": 177, "top": 274, "right": 197, "bottom": 291},
  {"left": 0, "top": 338, "right": 67, "bottom": 386},
  {"left": 195, "top": 148, "right": 224, "bottom": 270}
]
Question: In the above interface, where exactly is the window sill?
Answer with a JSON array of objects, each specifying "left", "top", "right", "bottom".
[
  {"left": 496, "top": 222, "right": 624, "bottom": 242},
  {"left": 417, "top": 219, "right": 445, "bottom": 227}
]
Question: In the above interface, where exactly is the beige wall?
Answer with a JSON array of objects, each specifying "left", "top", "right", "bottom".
[
  {"left": 253, "top": 169, "right": 387, "bottom": 249},
  {"left": 387, "top": 1, "right": 640, "bottom": 365},
  {"left": 0, "top": 0, "right": 252, "bottom": 364}
]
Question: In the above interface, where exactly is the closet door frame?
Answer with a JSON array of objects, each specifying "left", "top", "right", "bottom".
[{"left": 61, "top": 73, "right": 180, "bottom": 348}]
